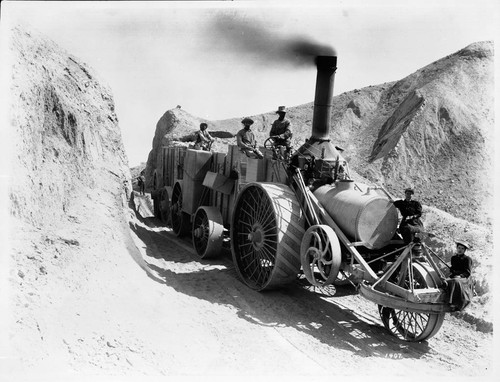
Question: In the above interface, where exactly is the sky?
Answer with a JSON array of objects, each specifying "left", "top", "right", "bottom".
[{"left": 1, "top": 0, "right": 498, "bottom": 167}]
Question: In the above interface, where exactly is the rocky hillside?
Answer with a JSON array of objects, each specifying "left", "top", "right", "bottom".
[
  {"left": 6, "top": 25, "right": 133, "bottom": 369},
  {"left": 9, "top": 26, "right": 131, "bottom": 227}
]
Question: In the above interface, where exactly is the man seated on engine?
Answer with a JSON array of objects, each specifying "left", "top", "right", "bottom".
[
  {"left": 269, "top": 106, "right": 292, "bottom": 156},
  {"left": 392, "top": 188, "right": 424, "bottom": 244},
  {"left": 193, "top": 122, "right": 214, "bottom": 151},
  {"left": 236, "top": 117, "right": 263, "bottom": 159}
]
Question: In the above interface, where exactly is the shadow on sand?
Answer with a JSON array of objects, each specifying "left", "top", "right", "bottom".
[{"left": 127, "top": 195, "right": 432, "bottom": 359}]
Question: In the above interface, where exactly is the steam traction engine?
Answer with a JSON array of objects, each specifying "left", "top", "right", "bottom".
[{"left": 151, "top": 56, "right": 454, "bottom": 342}]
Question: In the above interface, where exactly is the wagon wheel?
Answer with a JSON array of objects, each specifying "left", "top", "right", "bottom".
[
  {"left": 231, "top": 183, "right": 305, "bottom": 291},
  {"left": 378, "top": 263, "right": 445, "bottom": 342},
  {"left": 159, "top": 188, "right": 171, "bottom": 225},
  {"left": 152, "top": 196, "right": 161, "bottom": 219},
  {"left": 192, "top": 206, "right": 224, "bottom": 259},
  {"left": 300, "top": 225, "right": 341, "bottom": 287},
  {"left": 171, "top": 182, "right": 190, "bottom": 237}
]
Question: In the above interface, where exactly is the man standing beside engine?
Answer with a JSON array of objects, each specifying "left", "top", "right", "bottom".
[
  {"left": 269, "top": 106, "right": 292, "bottom": 153},
  {"left": 236, "top": 117, "right": 263, "bottom": 159},
  {"left": 392, "top": 187, "right": 424, "bottom": 244}
]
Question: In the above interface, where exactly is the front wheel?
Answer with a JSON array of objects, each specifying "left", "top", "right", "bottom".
[{"left": 378, "top": 263, "right": 445, "bottom": 341}]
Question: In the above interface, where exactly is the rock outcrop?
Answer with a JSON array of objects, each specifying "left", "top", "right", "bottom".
[
  {"left": 6, "top": 25, "right": 134, "bottom": 368},
  {"left": 9, "top": 26, "right": 131, "bottom": 228}
]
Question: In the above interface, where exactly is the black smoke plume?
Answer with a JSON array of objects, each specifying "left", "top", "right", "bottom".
[{"left": 211, "top": 13, "right": 336, "bottom": 67}]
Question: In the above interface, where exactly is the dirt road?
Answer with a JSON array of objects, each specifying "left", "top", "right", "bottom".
[
  {"left": 5, "top": 190, "right": 494, "bottom": 380},
  {"left": 128, "top": 193, "right": 494, "bottom": 378}
]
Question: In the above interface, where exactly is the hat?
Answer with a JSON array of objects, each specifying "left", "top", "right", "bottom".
[
  {"left": 404, "top": 188, "right": 414, "bottom": 194},
  {"left": 276, "top": 106, "right": 287, "bottom": 114},
  {"left": 455, "top": 239, "right": 470, "bottom": 249},
  {"left": 241, "top": 117, "right": 254, "bottom": 125}
]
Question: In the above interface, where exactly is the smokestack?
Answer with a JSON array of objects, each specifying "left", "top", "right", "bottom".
[
  {"left": 312, "top": 56, "right": 337, "bottom": 140},
  {"left": 294, "top": 55, "right": 340, "bottom": 162}
]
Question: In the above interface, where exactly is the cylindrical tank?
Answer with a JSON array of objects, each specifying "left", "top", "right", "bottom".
[{"left": 314, "top": 180, "right": 398, "bottom": 249}]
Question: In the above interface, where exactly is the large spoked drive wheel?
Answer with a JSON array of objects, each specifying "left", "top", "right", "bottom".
[
  {"left": 378, "top": 263, "right": 445, "bottom": 342},
  {"left": 300, "top": 225, "right": 342, "bottom": 287},
  {"left": 231, "top": 183, "right": 305, "bottom": 291},
  {"left": 171, "top": 182, "right": 190, "bottom": 237},
  {"left": 192, "top": 206, "right": 224, "bottom": 259}
]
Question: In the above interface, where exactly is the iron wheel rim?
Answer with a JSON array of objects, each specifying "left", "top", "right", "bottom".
[{"left": 232, "top": 186, "right": 278, "bottom": 289}]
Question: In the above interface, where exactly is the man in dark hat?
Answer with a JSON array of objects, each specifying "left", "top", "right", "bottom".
[
  {"left": 269, "top": 106, "right": 292, "bottom": 153},
  {"left": 236, "top": 117, "right": 263, "bottom": 159},
  {"left": 194, "top": 122, "right": 214, "bottom": 151},
  {"left": 392, "top": 187, "right": 423, "bottom": 244},
  {"left": 446, "top": 239, "right": 474, "bottom": 311},
  {"left": 450, "top": 240, "right": 473, "bottom": 278}
]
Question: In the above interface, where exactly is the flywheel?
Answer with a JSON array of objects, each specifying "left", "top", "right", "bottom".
[{"left": 300, "top": 224, "right": 342, "bottom": 287}]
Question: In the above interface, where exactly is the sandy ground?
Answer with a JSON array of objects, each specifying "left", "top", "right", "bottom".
[{"left": 2, "top": 191, "right": 497, "bottom": 381}]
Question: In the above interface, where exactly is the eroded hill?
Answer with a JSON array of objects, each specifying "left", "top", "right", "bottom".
[{"left": 5, "top": 26, "right": 134, "bottom": 374}]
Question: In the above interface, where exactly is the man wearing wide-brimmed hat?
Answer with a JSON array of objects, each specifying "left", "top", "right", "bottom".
[
  {"left": 450, "top": 240, "right": 473, "bottom": 278},
  {"left": 446, "top": 239, "right": 474, "bottom": 311},
  {"left": 392, "top": 187, "right": 424, "bottom": 244},
  {"left": 269, "top": 106, "right": 292, "bottom": 151},
  {"left": 236, "top": 117, "right": 263, "bottom": 159}
]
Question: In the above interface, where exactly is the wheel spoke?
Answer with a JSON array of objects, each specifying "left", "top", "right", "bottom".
[
  {"left": 312, "top": 231, "right": 323, "bottom": 252},
  {"left": 321, "top": 230, "right": 331, "bottom": 256}
]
